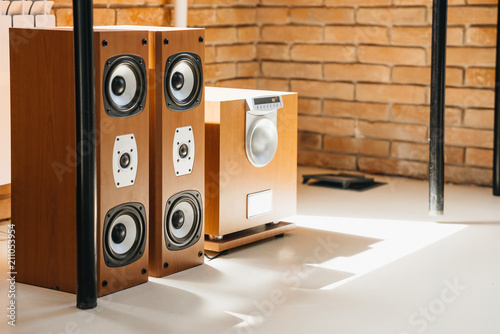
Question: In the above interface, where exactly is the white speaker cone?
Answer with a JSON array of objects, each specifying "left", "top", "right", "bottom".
[
  {"left": 247, "top": 118, "right": 278, "bottom": 167},
  {"left": 169, "top": 201, "right": 195, "bottom": 240},
  {"left": 169, "top": 61, "right": 195, "bottom": 103},
  {"left": 108, "top": 214, "right": 137, "bottom": 255},
  {"left": 108, "top": 64, "right": 138, "bottom": 109}
]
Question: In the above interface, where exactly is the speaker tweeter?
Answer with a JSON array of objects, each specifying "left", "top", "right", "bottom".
[
  {"left": 113, "top": 134, "right": 138, "bottom": 188},
  {"left": 173, "top": 126, "right": 195, "bottom": 176}
]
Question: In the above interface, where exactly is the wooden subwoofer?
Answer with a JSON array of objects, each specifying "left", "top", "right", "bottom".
[
  {"left": 204, "top": 87, "right": 298, "bottom": 251},
  {"left": 10, "top": 28, "right": 150, "bottom": 296},
  {"left": 148, "top": 28, "right": 206, "bottom": 277}
]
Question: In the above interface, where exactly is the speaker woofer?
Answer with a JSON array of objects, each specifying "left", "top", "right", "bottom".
[
  {"left": 103, "top": 55, "right": 147, "bottom": 118},
  {"left": 103, "top": 203, "right": 146, "bottom": 267},
  {"left": 246, "top": 118, "right": 279, "bottom": 168},
  {"left": 164, "top": 190, "right": 202, "bottom": 250},
  {"left": 164, "top": 52, "right": 203, "bottom": 111}
]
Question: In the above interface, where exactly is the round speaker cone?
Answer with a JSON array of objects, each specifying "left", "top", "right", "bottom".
[
  {"left": 111, "top": 76, "right": 126, "bottom": 96},
  {"left": 172, "top": 72, "right": 185, "bottom": 91},
  {"left": 169, "top": 61, "right": 195, "bottom": 103},
  {"left": 108, "top": 214, "right": 137, "bottom": 255},
  {"left": 164, "top": 191, "right": 202, "bottom": 250},
  {"left": 179, "top": 143, "right": 189, "bottom": 159},
  {"left": 105, "top": 58, "right": 144, "bottom": 114},
  {"left": 247, "top": 118, "right": 278, "bottom": 167},
  {"left": 119, "top": 152, "right": 131, "bottom": 169},
  {"left": 169, "top": 201, "right": 195, "bottom": 240}
]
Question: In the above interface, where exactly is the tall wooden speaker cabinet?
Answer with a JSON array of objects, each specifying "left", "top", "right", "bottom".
[
  {"left": 147, "top": 27, "right": 206, "bottom": 277},
  {"left": 95, "top": 26, "right": 206, "bottom": 277},
  {"left": 204, "top": 87, "right": 298, "bottom": 252},
  {"left": 11, "top": 28, "right": 150, "bottom": 296}
]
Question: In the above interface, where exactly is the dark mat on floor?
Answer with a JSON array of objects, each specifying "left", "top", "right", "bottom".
[{"left": 302, "top": 173, "right": 386, "bottom": 192}]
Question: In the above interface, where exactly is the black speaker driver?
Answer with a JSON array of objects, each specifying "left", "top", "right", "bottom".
[
  {"left": 164, "top": 52, "right": 203, "bottom": 112},
  {"left": 103, "top": 202, "right": 146, "bottom": 267},
  {"left": 103, "top": 54, "right": 147, "bottom": 118},
  {"left": 164, "top": 190, "right": 202, "bottom": 250}
]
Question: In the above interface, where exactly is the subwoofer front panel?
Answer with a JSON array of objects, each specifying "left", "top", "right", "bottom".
[
  {"left": 204, "top": 90, "right": 298, "bottom": 237},
  {"left": 149, "top": 28, "right": 205, "bottom": 278},
  {"left": 11, "top": 28, "right": 150, "bottom": 297}
]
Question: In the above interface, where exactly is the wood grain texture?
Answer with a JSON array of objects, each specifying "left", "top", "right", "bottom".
[
  {"left": 94, "top": 30, "right": 150, "bottom": 296},
  {"left": 0, "top": 183, "right": 11, "bottom": 220},
  {"left": 204, "top": 90, "right": 298, "bottom": 237},
  {"left": 11, "top": 28, "right": 150, "bottom": 296},
  {"left": 11, "top": 28, "right": 78, "bottom": 294},
  {"left": 148, "top": 28, "right": 206, "bottom": 278},
  {"left": 0, "top": 184, "right": 11, "bottom": 196}
]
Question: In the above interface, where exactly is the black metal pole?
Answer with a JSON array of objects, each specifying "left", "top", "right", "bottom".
[
  {"left": 429, "top": 0, "right": 448, "bottom": 215},
  {"left": 73, "top": 0, "right": 97, "bottom": 309},
  {"left": 493, "top": 2, "right": 500, "bottom": 195}
]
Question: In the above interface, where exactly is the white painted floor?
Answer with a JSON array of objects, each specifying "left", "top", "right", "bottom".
[{"left": 1, "top": 166, "right": 500, "bottom": 333}]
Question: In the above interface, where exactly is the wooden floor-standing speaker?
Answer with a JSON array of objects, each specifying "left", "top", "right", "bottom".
[
  {"left": 204, "top": 87, "right": 298, "bottom": 252},
  {"left": 11, "top": 28, "right": 150, "bottom": 296},
  {"left": 148, "top": 28, "right": 206, "bottom": 277}
]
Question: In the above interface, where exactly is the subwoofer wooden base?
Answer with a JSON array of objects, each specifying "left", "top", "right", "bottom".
[{"left": 204, "top": 221, "right": 296, "bottom": 253}]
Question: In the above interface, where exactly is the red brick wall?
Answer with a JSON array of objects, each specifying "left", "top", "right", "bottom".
[
  {"left": 52, "top": 0, "right": 498, "bottom": 185},
  {"left": 53, "top": 0, "right": 260, "bottom": 87},
  {"left": 258, "top": 0, "right": 497, "bottom": 186}
]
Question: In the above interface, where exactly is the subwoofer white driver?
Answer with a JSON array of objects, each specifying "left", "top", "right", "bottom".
[{"left": 245, "top": 95, "right": 282, "bottom": 168}]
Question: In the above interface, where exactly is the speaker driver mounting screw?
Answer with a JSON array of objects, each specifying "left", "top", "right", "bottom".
[
  {"left": 164, "top": 262, "right": 169, "bottom": 269},
  {"left": 198, "top": 251, "right": 203, "bottom": 257},
  {"left": 102, "top": 40, "right": 108, "bottom": 47},
  {"left": 199, "top": 36, "right": 204, "bottom": 43},
  {"left": 141, "top": 268, "right": 147, "bottom": 275},
  {"left": 102, "top": 280, "right": 108, "bottom": 287},
  {"left": 164, "top": 39, "right": 169, "bottom": 45},
  {"left": 142, "top": 39, "right": 147, "bottom": 46}
]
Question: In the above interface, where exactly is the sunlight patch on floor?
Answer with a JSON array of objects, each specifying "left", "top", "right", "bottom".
[{"left": 288, "top": 215, "right": 467, "bottom": 290}]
